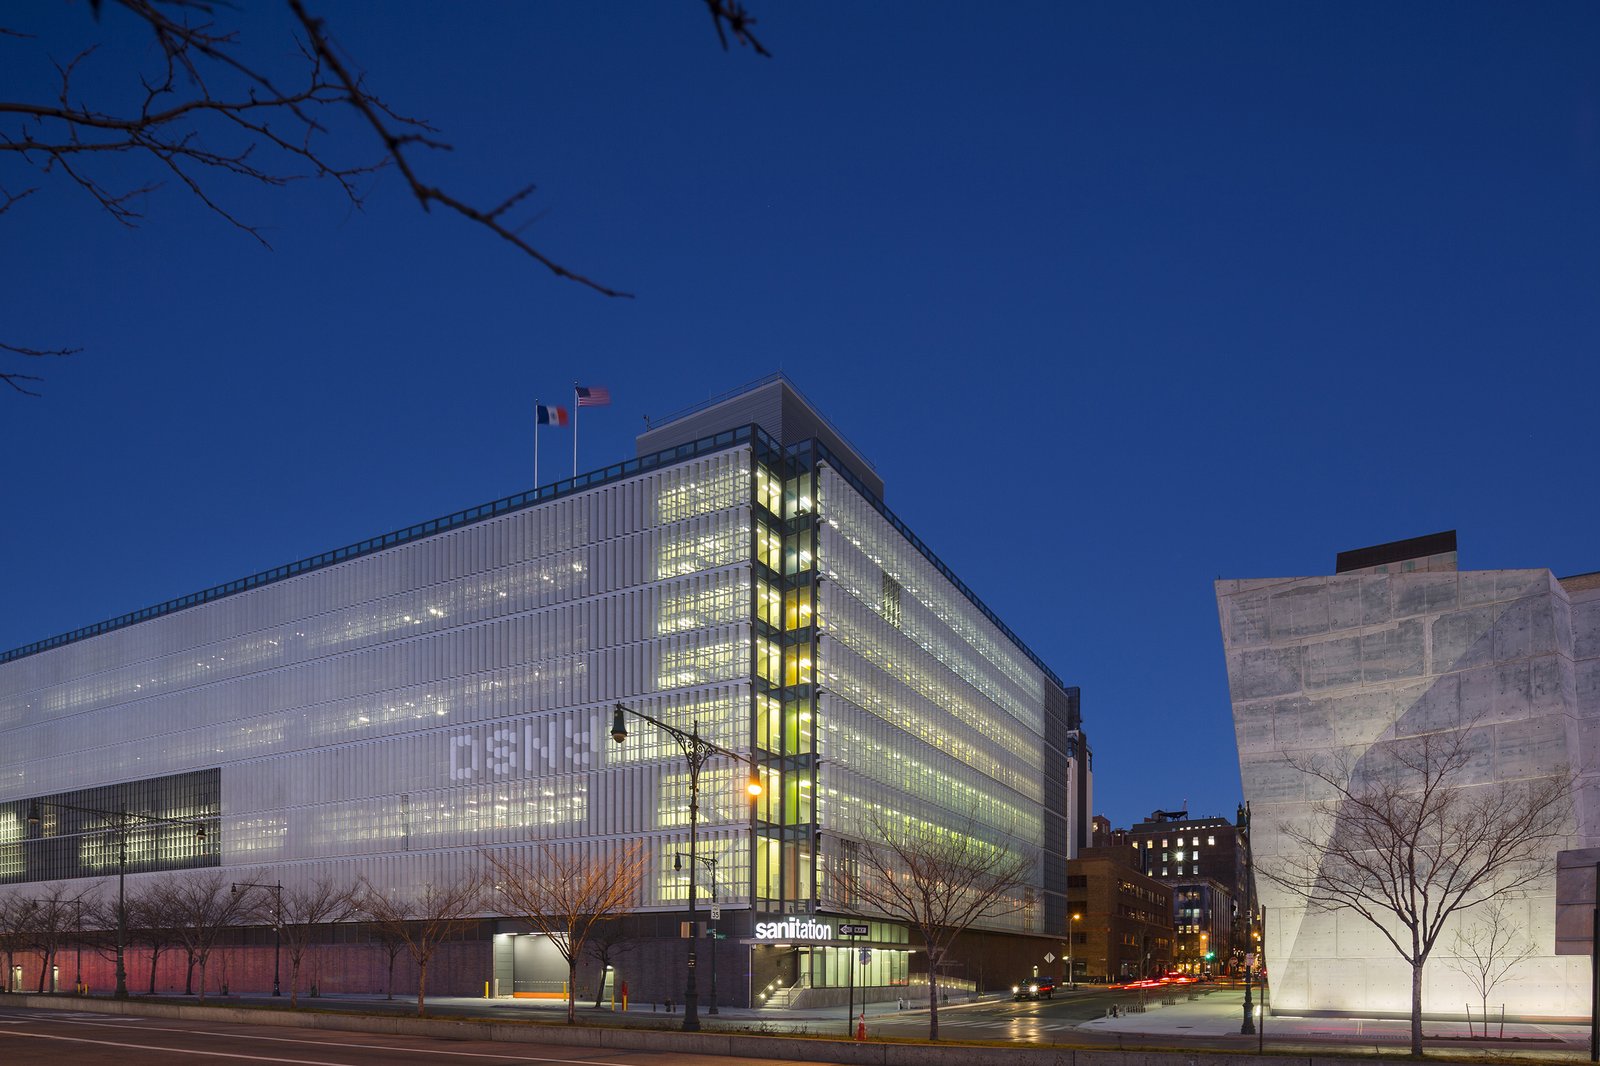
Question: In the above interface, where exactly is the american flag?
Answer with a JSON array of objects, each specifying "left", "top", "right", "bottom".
[{"left": 575, "top": 385, "right": 611, "bottom": 407}]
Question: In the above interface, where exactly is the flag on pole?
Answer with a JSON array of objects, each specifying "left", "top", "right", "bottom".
[
  {"left": 535, "top": 404, "right": 570, "bottom": 426},
  {"left": 575, "top": 385, "right": 611, "bottom": 407}
]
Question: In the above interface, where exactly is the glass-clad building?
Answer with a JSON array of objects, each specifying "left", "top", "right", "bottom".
[{"left": 0, "top": 375, "right": 1088, "bottom": 1004}]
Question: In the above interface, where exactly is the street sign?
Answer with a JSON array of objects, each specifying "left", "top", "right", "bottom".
[
  {"left": 859, "top": 948, "right": 872, "bottom": 965},
  {"left": 840, "top": 923, "right": 870, "bottom": 936},
  {"left": 1044, "top": 952, "right": 1056, "bottom": 964},
  {"left": 710, "top": 904, "right": 722, "bottom": 920}
]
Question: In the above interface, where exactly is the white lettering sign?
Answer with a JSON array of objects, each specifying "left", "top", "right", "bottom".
[
  {"left": 448, "top": 714, "right": 595, "bottom": 782},
  {"left": 753, "top": 918, "right": 834, "bottom": 941}
]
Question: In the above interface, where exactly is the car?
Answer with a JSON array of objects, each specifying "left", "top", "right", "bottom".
[{"left": 1012, "top": 975, "right": 1057, "bottom": 999}]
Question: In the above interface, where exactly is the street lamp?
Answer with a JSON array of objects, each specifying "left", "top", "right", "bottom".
[
  {"left": 1241, "top": 801, "right": 1255, "bottom": 1035},
  {"left": 611, "top": 702, "right": 762, "bottom": 1033},
  {"left": 676, "top": 852, "right": 720, "bottom": 1014},
  {"left": 27, "top": 799, "right": 210, "bottom": 1000},
  {"left": 1068, "top": 912, "right": 1079, "bottom": 989},
  {"left": 231, "top": 880, "right": 283, "bottom": 996}
]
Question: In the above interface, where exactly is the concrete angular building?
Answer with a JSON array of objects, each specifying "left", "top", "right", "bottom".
[
  {"left": 1, "top": 375, "right": 1089, "bottom": 1004},
  {"left": 1216, "top": 532, "right": 1600, "bottom": 1020}
]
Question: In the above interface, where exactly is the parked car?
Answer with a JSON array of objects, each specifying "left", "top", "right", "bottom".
[{"left": 1012, "top": 975, "right": 1057, "bottom": 999}]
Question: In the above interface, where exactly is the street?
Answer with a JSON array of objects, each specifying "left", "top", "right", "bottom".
[{"left": 0, "top": 1005, "right": 859, "bottom": 1066}]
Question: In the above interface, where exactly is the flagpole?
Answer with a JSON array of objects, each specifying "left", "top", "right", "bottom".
[
  {"left": 533, "top": 397, "right": 540, "bottom": 489},
  {"left": 572, "top": 381, "right": 580, "bottom": 479}
]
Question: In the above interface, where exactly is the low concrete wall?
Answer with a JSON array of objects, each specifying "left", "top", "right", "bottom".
[{"left": 11, "top": 995, "right": 1336, "bottom": 1066}]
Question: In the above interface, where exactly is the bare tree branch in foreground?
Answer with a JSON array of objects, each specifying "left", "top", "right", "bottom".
[
  {"left": 2, "top": 0, "right": 771, "bottom": 394},
  {"left": 836, "top": 809, "right": 1035, "bottom": 1041},
  {"left": 357, "top": 872, "right": 485, "bottom": 1016},
  {"left": 1447, "top": 899, "right": 1536, "bottom": 1038},
  {"left": 1, "top": 340, "right": 78, "bottom": 397},
  {"left": 486, "top": 841, "right": 647, "bottom": 1024},
  {"left": 704, "top": 0, "right": 772, "bottom": 57},
  {"left": 1264, "top": 724, "right": 1569, "bottom": 1057}
]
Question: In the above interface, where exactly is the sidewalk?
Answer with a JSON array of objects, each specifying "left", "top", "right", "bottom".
[
  {"left": 222, "top": 989, "right": 961, "bottom": 1023},
  {"left": 1077, "top": 988, "right": 1589, "bottom": 1049}
]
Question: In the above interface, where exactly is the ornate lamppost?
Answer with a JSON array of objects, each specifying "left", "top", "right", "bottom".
[{"left": 611, "top": 702, "right": 761, "bottom": 1033}]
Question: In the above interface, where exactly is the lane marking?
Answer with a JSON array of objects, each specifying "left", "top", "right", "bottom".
[
  {"left": 11, "top": 1014, "right": 736, "bottom": 1065},
  {"left": 6, "top": 1029, "right": 376, "bottom": 1065}
]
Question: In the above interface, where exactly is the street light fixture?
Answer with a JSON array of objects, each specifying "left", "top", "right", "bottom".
[
  {"left": 27, "top": 799, "right": 210, "bottom": 1000},
  {"left": 1241, "top": 801, "right": 1255, "bottom": 1035},
  {"left": 1068, "top": 912, "right": 1079, "bottom": 989},
  {"left": 610, "top": 702, "right": 761, "bottom": 1033},
  {"left": 231, "top": 880, "right": 283, "bottom": 996}
]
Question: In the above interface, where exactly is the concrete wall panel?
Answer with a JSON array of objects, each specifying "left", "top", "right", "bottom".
[
  {"left": 1229, "top": 647, "right": 1304, "bottom": 700},
  {"left": 1429, "top": 607, "right": 1496, "bottom": 673},
  {"left": 1573, "top": 599, "right": 1600, "bottom": 661},
  {"left": 1360, "top": 621, "right": 1424, "bottom": 684},
  {"left": 1395, "top": 573, "right": 1459, "bottom": 619},
  {"left": 1269, "top": 584, "right": 1331, "bottom": 641}
]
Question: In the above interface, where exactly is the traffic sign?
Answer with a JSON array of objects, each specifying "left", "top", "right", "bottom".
[
  {"left": 710, "top": 904, "right": 722, "bottom": 920},
  {"left": 840, "top": 923, "right": 870, "bottom": 936},
  {"left": 1044, "top": 952, "right": 1056, "bottom": 964},
  {"left": 859, "top": 948, "right": 872, "bottom": 965}
]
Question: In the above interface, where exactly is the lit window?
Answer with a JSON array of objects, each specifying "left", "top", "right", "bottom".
[{"left": 1208, "top": 835, "right": 1215, "bottom": 846}]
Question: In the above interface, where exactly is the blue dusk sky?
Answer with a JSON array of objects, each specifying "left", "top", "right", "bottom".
[{"left": 2, "top": 2, "right": 1597, "bottom": 830}]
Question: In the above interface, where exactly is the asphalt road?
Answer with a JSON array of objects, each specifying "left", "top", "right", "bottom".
[{"left": 0, "top": 1005, "right": 858, "bottom": 1066}]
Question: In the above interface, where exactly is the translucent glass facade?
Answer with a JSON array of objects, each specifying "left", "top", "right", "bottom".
[
  {"left": 0, "top": 446, "right": 762, "bottom": 907},
  {"left": 0, "top": 403, "right": 1077, "bottom": 946}
]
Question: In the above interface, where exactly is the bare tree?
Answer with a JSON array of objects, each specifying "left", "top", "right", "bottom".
[
  {"left": 361, "top": 908, "right": 408, "bottom": 1002},
  {"left": 2, "top": 0, "right": 771, "bottom": 395},
  {"left": 22, "top": 883, "right": 83, "bottom": 992},
  {"left": 1447, "top": 899, "right": 1536, "bottom": 1037},
  {"left": 165, "top": 872, "right": 252, "bottom": 1002},
  {"left": 1265, "top": 724, "right": 1569, "bottom": 1056},
  {"left": 124, "top": 881, "right": 182, "bottom": 996},
  {"left": 273, "top": 878, "right": 357, "bottom": 1007},
  {"left": 356, "top": 872, "right": 484, "bottom": 1016},
  {"left": 485, "top": 841, "right": 647, "bottom": 1024},
  {"left": 835, "top": 809, "right": 1036, "bottom": 1041},
  {"left": 585, "top": 918, "right": 637, "bottom": 1009},
  {"left": 0, "top": 893, "right": 32, "bottom": 992}
]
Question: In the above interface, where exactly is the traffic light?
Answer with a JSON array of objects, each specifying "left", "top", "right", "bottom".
[{"left": 1205, "top": 950, "right": 1215, "bottom": 961}]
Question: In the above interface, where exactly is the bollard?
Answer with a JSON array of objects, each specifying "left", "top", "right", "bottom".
[{"left": 856, "top": 1011, "right": 867, "bottom": 1041}]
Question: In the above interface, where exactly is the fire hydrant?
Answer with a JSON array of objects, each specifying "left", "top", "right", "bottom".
[{"left": 856, "top": 1012, "right": 867, "bottom": 1041}]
